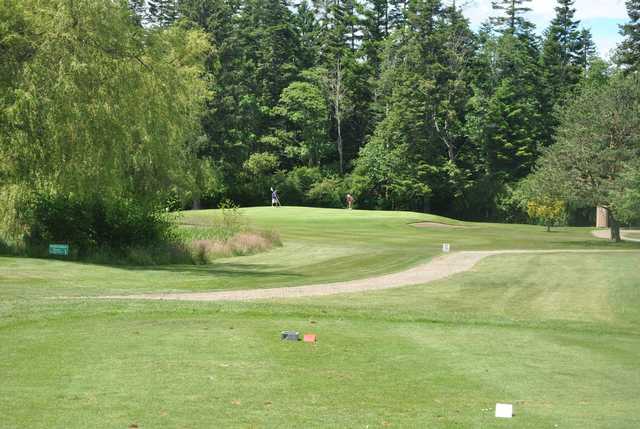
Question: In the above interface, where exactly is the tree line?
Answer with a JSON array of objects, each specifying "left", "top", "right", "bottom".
[
  {"left": 1, "top": 0, "right": 639, "bottom": 251},
  {"left": 130, "top": 0, "right": 637, "bottom": 221}
]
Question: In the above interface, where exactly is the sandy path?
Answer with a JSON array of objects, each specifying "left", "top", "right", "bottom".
[
  {"left": 592, "top": 229, "right": 640, "bottom": 242},
  {"left": 99, "top": 249, "right": 636, "bottom": 302}
]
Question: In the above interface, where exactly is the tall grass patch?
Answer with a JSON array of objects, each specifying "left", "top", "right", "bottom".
[{"left": 177, "top": 203, "right": 281, "bottom": 263}]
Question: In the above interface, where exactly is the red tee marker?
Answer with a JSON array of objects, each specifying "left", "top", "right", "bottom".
[{"left": 303, "top": 334, "right": 317, "bottom": 343}]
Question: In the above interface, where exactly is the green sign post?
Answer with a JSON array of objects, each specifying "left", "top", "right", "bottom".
[{"left": 49, "top": 244, "right": 69, "bottom": 256}]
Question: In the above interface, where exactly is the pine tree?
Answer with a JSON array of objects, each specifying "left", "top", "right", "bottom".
[
  {"left": 147, "top": 0, "right": 180, "bottom": 27},
  {"left": 490, "top": 0, "right": 533, "bottom": 34},
  {"left": 315, "top": 0, "right": 364, "bottom": 60},
  {"left": 618, "top": 0, "right": 640, "bottom": 73},
  {"left": 434, "top": 1, "right": 476, "bottom": 163},
  {"left": 576, "top": 28, "right": 597, "bottom": 72},
  {"left": 362, "top": 0, "right": 391, "bottom": 73},
  {"left": 313, "top": 0, "right": 372, "bottom": 173},
  {"left": 388, "top": 0, "right": 409, "bottom": 30},
  {"left": 178, "top": 0, "right": 239, "bottom": 163},
  {"left": 343, "top": 0, "right": 363, "bottom": 52},
  {"left": 540, "top": 0, "right": 583, "bottom": 145},
  {"left": 295, "top": 1, "right": 321, "bottom": 69},
  {"left": 177, "top": 0, "right": 305, "bottom": 204},
  {"left": 362, "top": 0, "right": 480, "bottom": 212},
  {"left": 468, "top": 5, "right": 544, "bottom": 211},
  {"left": 406, "top": 0, "right": 441, "bottom": 44},
  {"left": 544, "top": 0, "right": 581, "bottom": 70}
]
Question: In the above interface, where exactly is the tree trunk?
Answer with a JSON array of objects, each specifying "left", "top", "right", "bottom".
[
  {"left": 447, "top": 143, "right": 455, "bottom": 163},
  {"left": 608, "top": 210, "right": 621, "bottom": 242},
  {"left": 192, "top": 198, "right": 201, "bottom": 210},
  {"left": 547, "top": 224, "right": 551, "bottom": 232}
]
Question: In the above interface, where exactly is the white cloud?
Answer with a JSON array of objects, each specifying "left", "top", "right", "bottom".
[{"left": 573, "top": 0, "right": 628, "bottom": 20}]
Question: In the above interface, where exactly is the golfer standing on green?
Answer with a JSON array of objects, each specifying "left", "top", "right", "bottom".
[
  {"left": 346, "top": 193, "right": 354, "bottom": 210},
  {"left": 271, "top": 187, "right": 281, "bottom": 207}
]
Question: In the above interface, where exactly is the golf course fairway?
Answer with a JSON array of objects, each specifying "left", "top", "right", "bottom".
[{"left": 1, "top": 207, "right": 639, "bottom": 428}]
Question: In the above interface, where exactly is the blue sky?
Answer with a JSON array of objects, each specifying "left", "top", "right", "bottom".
[{"left": 461, "top": 0, "right": 630, "bottom": 57}]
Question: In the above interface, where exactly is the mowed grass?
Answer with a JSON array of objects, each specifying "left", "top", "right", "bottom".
[
  {"left": 1, "top": 208, "right": 640, "bottom": 428},
  {"left": 0, "top": 207, "right": 635, "bottom": 298},
  {"left": 623, "top": 230, "right": 640, "bottom": 240}
]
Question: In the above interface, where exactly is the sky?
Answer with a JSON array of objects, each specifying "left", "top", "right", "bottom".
[{"left": 460, "top": 0, "right": 630, "bottom": 57}]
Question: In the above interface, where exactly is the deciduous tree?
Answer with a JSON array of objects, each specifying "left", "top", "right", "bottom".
[
  {"left": 0, "top": 0, "right": 211, "bottom": 237},
  {"left": 524, "top": 74, "right": 640, "bottom": 241}
]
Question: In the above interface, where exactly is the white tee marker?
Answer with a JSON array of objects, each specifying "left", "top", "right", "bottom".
[{"left": 495, "top": 403, "right": 513, "bottom": 418}]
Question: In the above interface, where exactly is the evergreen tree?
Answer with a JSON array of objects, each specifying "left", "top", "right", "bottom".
[
  {"left": 239, "top": 0, "right": 300, "bottom": 109},
  {"left": 112, "top": 0, "right": 613, "bottom": 219},
  {"left": 178, "top": 0, "right": 241, "bottom": 163},
  {"left": 470, "top": 33, "right": 543, "bottom": 180},
  {"left": 178, "top": 0, "right": 304, "bottom": 205},
  {"left": 465, "top": 3, "right": 543, "bottom": 218},
  {"left": 541, "top": 0, "right": 582, "bottom": 96},
  {"left": 147, "top": 0, "right": 180, "bottom": 26},
  {"left": 362, "top": 0, "right": 407, "bottom": 140},
  {"left": 388, "top": 0, "right": 409, "bottom": 29},
  {"left": 360, "top": 0, "right": 478, "bottom": 213},
  {"left": 315, "top": 0, "right": 364, "bottom": 60},
  {"left": 362, "top": 0, "right": 391, "bottom": 74},
  {"left": 539, "top": 0, "right": 584, "bottom": 148},
  {"left": 343, "top": 0, "right": 363, "bottom": 52},
  {"left": 295, "top": 0, "right": 322, "bottom": 69},
  {"left": 490, "top": 0, "right": 533, "bottom": 34},
  {"left": 312, "top": 0, "right": 372, "bottom": 173},
  {"left": 576, "top": 28, "right": 597, "bottom": 71},
  {"left": 618, "top": 0, "right": 640, "bottom": 73}
]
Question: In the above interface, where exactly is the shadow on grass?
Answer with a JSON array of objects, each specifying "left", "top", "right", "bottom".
[
  {"left": 0, "top": 255, "right": 304, "bottom": 280},
  {"left": 120, "top": 262, "right": 305, "bottom": 279},
  {"left": 552, "top": 240, "right": 640, "bottom": 249}
]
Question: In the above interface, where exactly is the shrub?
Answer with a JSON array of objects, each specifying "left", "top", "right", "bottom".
[
  {"left": 527, "top": 199, "right": 567, "bottom": 231},
  {"left": 243, "top": 152, "right": 279, "bottom": 176},
  {"left": 21, "top": 193, "right": 174, "bottom": 256},
  {"left": 271, "top": 167, "right": 323, "bottom": 206},
  {"left": 306, "top": 176, "right": 348, "bottom": 208},
  {"left": 8, "top": 193, "right": 281, "bottom": 265},
  {"left": 495, "top": 185, "right": 529, "bottom": 224},
  {"left": 0, "top": 238, "right": 13, "bottom": 255}
]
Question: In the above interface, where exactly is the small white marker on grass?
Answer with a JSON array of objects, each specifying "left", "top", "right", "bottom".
[
  {"left": 495, "top": 403, "right": 513, "bottom": 418},
  {"left": 442, "top": 243, "right": 450, "bottom": 253}
]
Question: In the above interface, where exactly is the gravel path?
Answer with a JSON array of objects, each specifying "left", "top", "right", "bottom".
[
  {"left": 592, "top": 229, "right": 640, "bottom": 242},
  {"left": 99, "top": 249, "right": 636, "bottom": 302}
]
